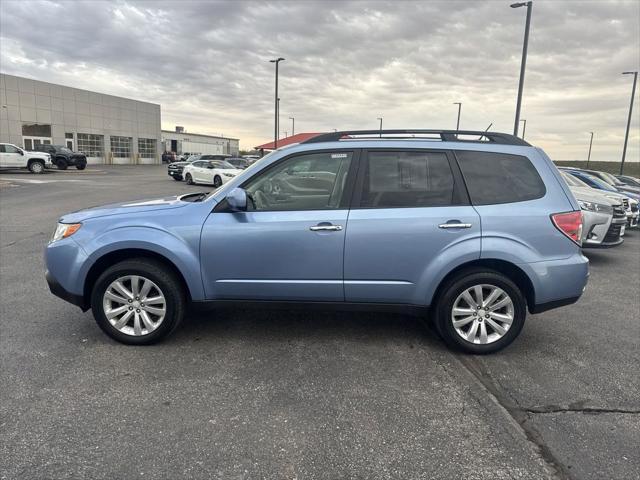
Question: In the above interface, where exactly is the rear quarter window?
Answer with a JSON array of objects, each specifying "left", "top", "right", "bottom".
[{"left": 455, "top": 151, "right": 546, "bottom": 205}]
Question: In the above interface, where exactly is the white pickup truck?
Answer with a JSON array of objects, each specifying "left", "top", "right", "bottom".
[{"left": 0, "top": 143, "right": 52, "bottom": 173}]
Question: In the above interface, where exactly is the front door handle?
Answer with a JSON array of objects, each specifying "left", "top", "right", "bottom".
[
  {"left": 438, "top": 222, "right": 472, "bottom": 229},
  {"left": 310, "top": 224, "right": 343, "bottom": 231}
]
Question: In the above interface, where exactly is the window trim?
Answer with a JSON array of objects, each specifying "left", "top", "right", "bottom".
[
  {"left": 214, "top": 148, "right": 361, "bottom": 213},
  {"left": 350, "top": 148, "right": 470, "bottom": 210}
]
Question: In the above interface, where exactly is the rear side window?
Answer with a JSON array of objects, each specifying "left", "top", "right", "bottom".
[
  {"left": 359, "top": 151, "right": 457, "bottom": 208},
  {"left": 456, "top": 151, "right": 545, "bottom": 205}
]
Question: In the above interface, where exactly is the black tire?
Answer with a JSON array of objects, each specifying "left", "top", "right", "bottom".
[
  {"left": 56, "top": 158, "right": 68, "bottom": 170},
  {"left": 90, "top": 259, "right": 186, "bottom": 345},
  {"left": 185, "top": 173, "right": 194, "bottom": 185},
  {"left": 28, "top": 159, "right": 45, "bottom": 174},
  {"left": 76, "top": 162, "right": 87, "bottom": 170},
  {"left": 172, "top": 176, "right": 182, "bottom": 181},
  {"left": 434, "top": 269, "right": 526, "bottom": 354},
  {"left": 213, "top": 175, "right": 222, "bottom": 188}
]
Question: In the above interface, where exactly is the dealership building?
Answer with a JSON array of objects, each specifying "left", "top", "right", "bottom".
[
  {"left": 162, "top": 127, "right": 239, "bottom": 157},
  {"left": 0, "top": 73, "right": 238, "bottom": 164}
]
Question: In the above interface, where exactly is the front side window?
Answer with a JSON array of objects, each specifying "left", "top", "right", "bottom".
[
  {"left": 3, "top": 144, "right": 20, "bottom": 153},
  {"left": 244, "top": 151, "right": 353, "bottom": 211},
  {"left": 456, "top": 151, "right": 545, "bottom": 205},
  {"left": 359, "top": 151, "right": 456, "bottom": 208}
]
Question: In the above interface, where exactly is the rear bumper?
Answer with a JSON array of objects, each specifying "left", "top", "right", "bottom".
[
  {"left": 46, "top": 270, "right": 87, "bottom": 310},
  {"left": 522, "top": 253, "right": 589, "bottom": 314}
]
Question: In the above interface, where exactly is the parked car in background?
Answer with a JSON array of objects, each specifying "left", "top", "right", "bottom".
[
  {"left": 182, "top": 159, "right": 242, "bottom": 187},
  {"left": 167, "top": 154, "right": 232, "bottom": 181},
  {"left": 561, "top": 172, "right": 625, "bottom": 247},
  {"left": 32, "top": 144, "right": 87, "bottom": 170},
  {"left": 0, "top": 143, "right": 52, "bottom": 173},
  {"left": 615, "top": 174, "right": 640, "bottom": 188},
  {"left": 582, "top": 169, "right": 640, "bottom": 196},
  {"left": 226, "top": 157, "right": 251, "bottom": 169},
  {"left": 561, "top": 168, "right": 639, "bottom": 228},
  {"left": 45, "top": 129, "right": 589, "bottom": 354}
]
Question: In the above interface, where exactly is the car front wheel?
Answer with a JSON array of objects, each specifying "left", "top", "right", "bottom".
[
  {"left": 90, "top": 259, "right": 185, "bottom": 345},
  {"left": 434, "top": 269, "right": 526, "bottom": 354},
  {"left": 28, "top": 160, "right": 45, "bottom": 174}
]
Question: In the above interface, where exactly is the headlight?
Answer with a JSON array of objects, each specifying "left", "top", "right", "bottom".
[
  {"left": 578, "top": 200, "right": 612, "bottom": 214},
  {"left": 50, "top": 223, "right": 82, "bottom": 243},
  {"left": 222, "top": 173, "right": 235, "bottom": 177}
]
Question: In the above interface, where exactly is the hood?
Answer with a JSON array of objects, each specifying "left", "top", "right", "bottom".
[
  {"left": 569, "top": 186, "right": 617, "bottom": 205},
  {"left": 60, "top": 195, "right": 191, "bottom": 223},
  {"left": 169, "top": 161, "right": 190, "bottom": 167}
]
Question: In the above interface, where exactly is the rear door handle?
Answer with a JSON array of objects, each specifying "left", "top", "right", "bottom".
[
  {"left": 438, "top": 222, "right": 472, "bottom": 229},
  {"left": 310, "top": 224, "right": 343, "bottom": 231}
]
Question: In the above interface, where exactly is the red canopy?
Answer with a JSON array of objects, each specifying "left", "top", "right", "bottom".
[{"left": 254, "top": 132, "right": 324, "bottom": 150}]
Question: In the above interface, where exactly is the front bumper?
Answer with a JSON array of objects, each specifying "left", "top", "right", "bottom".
[
  {"left": 168, "top": 169, "right": 183, "bottom": 178},
  {"left": 46, "top": 270, "right": 88, "bottom": 310},
  {"left": 583, "top": 212, "right": 625, "bottom": 248}
]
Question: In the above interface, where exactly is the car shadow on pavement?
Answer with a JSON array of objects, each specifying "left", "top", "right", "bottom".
[{"left": 173, "top": 307, "right": 444, "bottom": 348}]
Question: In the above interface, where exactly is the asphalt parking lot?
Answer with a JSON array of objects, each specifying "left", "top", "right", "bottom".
[{"left": 1, "top": 165, "right": 638, "bottom": 480}]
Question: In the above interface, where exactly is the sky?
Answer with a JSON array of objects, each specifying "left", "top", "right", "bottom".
[{"left": 0, "top": 0, "right": 638, "bottom": 161}]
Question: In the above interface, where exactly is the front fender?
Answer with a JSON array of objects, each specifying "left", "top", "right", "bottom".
[{"left": 79, "top": 227, "right": 205, "bottom": 301}]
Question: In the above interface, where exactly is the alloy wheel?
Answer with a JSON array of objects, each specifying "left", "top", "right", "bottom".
[
  {"left": 451, "top": 284, "right": 514, "bottom": 345},
  {"left": 102, "top": 275, "right": 166, "bottom": 336}
]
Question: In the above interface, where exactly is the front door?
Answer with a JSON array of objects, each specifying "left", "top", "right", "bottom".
[
  {"left": 0, "top": 144, "right": 24, "bottom": 167},
  {"left": 344, "top": 149, "right": 481, "bottom": 305},
  {"left": 200, "top": 150, "right": 357, "bottom": 301}
]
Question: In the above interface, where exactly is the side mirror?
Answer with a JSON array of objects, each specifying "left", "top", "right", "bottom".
[
  {"left": 226, "top": 187, "right": 247, "bottom": 211},
  {"left": 18, "top": 148, "right": 24, "bottom": 156}
]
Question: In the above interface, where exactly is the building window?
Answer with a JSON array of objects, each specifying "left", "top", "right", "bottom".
[
  {"left": 110, "top": 136, "right": 132, "bottom": 158},
  {"left": 77, "top": 133, "right": 104, "bottom": 157},
  {"left": 65, "top": 132, "right": 74, "bottom": 150},
  {"left": 138, "top": 138, "right": 157, "bottom": 158},
  {"left": 22, "top": 123, "right": 52, "bottom": 137}
]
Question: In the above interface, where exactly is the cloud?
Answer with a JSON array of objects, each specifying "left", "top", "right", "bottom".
[{"left": 0, "top": 0, "right": 638, "bottom": 160}]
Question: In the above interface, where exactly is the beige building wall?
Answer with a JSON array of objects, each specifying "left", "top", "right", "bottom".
[{"left": 0, "top": 73, "right": 161, "bottom": 164}]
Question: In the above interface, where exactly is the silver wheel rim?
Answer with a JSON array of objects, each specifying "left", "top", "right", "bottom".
[
  {"left": 32, "top": 163, "right": 43, "bottom": 173},
  {"left": 103, "top": 275, "right": 166, "bottom": 336},
  {"left": 451, "top": 284, "right": 514, "bottom": 345}
]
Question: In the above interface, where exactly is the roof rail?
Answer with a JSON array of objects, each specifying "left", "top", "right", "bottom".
[{"left": 302, "top": 129, "right": 531, "bottom": 146}]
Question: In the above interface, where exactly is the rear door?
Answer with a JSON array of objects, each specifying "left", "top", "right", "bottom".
[{"left": 344, "top": 149, "right": 481, "bottom": 305}]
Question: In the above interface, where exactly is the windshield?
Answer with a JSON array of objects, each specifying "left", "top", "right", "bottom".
[
  {"left": 203, "top": 152, "right": 273, "bottom": 201},
  {"left": 582, "top": 173, "right": 619, "bottom": 192},
  {"left": 561, "top": 171, "right": 588, "bottom": 187},
  {"left": 598, "top": 171, "right": 623, "bottom": 185},
  {"left": 212, "top": 161, "right": 235, "bottom": 169}
]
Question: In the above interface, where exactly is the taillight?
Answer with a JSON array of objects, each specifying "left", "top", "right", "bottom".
[{"left": 551, "top": 211, "right": 583, "bottom": 245}]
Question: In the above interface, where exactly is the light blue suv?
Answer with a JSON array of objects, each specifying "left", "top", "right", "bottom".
[{"left": 45, "top": 130, "right": 589, "bottom": 353}]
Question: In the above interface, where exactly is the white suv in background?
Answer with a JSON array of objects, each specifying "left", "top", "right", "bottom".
[{"left": 0, "top": 143, "right": 52, "bottom": 173}]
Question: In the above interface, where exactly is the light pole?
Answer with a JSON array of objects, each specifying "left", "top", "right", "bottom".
[
  {"left": 520, "top": 118, "right": 527, "bottom": 139},
  {"left": 587, "top": 131, "right": 594, "bottom": 169},
  {"left": 620, "top": 71, "right": 637, "bottom": 175},
  {"left": 269, "top": 57, "right": 285, "bottom": 148},
  {"left": 277, "top": 97, "right": 281, "bottom": 140},
  {"left": 511, "top": 1, "right": 533, "bottom": 137},
  {"left": 377, "top": 117, "right": 383, "bottom": 137},
  {"left": 289, "top": 117, "right": 295, "bottom": 136},
  {"left": 453, "top": 102, "right": 462, "bottom": 131}
]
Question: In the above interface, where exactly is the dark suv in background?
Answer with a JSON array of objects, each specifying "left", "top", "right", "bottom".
[{"left": 33, "top": 145, "right": 87, "bottom": 170}]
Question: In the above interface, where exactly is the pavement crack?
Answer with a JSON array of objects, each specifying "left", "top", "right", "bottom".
[{"left": 525, "top": 406, "right": 640, "bottom": 415}]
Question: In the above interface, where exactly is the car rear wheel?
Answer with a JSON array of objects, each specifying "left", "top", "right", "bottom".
[
  {"left": 28, "top": 160, "right": 45, "bottom": 174},
  {"left": 185, "top": 173, "right": 194, "bottom": 185},
  {"left": 90, "top": 259, "right": 185, "bottom": 345},
  {"left": 213, "top": 175, "right": 222, "bottom": 188},
  {"left": 434, "top": 269, "right": 526, "bottom": 354}
]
